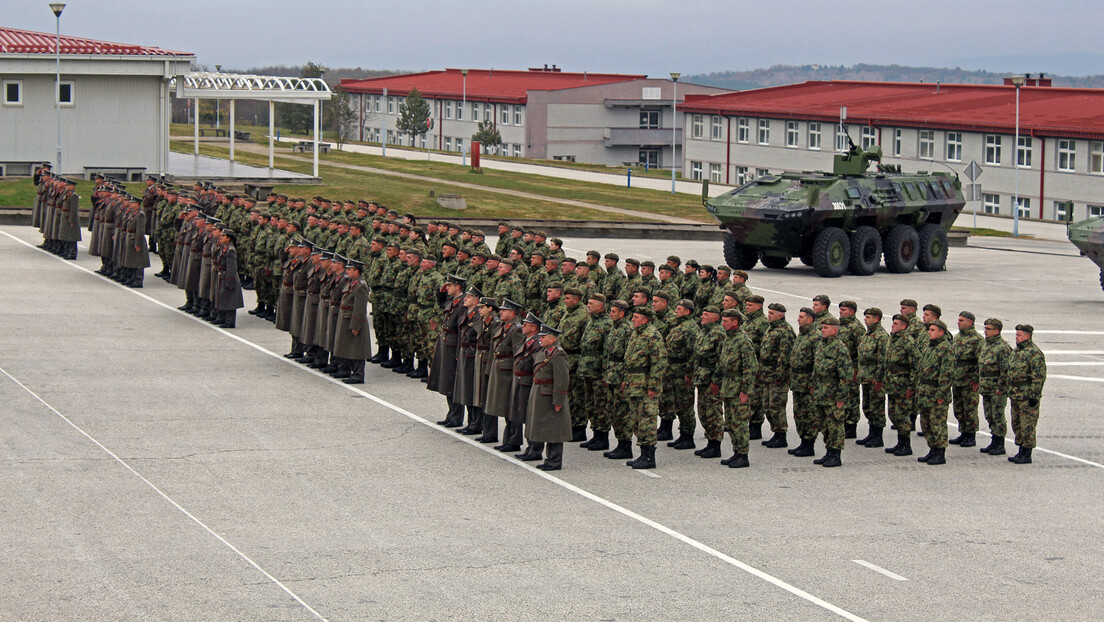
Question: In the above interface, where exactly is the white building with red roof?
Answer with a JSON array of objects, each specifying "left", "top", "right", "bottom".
[
  {"left": 680, "top": 78, "right": 1104, "bottom": 221},
  {"left": 0, "top": 25, "right": 193, "bottom": 178}
]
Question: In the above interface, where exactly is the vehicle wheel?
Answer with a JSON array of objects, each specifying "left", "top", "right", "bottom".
[
  {"left": 883, "top": 225, "right": 920, "bottom": 274},
  {"left": 723, "top": 233, "right": 759, "bottom": 270},
  {"left": 917, "top": 224, "right": 949, "bottom": 272},
  {"left": 761, "top": 256, "right": 791, "bottom": 269},
  {"left": 811, "top": 227, "right": 850, "bottom": 278},
  {"left": 848, "top": 226, "right": 882, "bottom": 276}
]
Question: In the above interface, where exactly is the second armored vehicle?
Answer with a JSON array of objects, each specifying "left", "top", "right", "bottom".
[{"left": 1067, "top": 212, "right": 1104, "bottom": 293}]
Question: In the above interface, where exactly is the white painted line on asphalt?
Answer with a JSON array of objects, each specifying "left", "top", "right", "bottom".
[
  {"left": 852, "top": 560, "right": 907, "bottom": 582},
  {"left": 1035, "top": 330, "right": 1104, "bottom": 335},
  {"left": 637, "top": 470, "right": 662, "bottom": 479},
  {"left": 947, "top": 420, "right": 1104, "bottom": 470},
  {"left": 1042, "top": 351, "right": 1104, "bottom": 355},
  {"left": 1, "top": 228, "right": 869, "bottom": 622},
  {"left": 1050, "top": 374, "right": 1104, "bottom": 384},
  {"left": 1047, "top": 362, "right": 1104, "bottom": 367},
  {"left": 756, "top": 286, "right": 862, "bottom": 301},
  {"left": 0, "top": 365, "right": 330, "bottom": 622}
]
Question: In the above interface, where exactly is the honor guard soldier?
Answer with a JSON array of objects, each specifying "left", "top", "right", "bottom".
[
  {"left": 523, "top": 323, "right": 572, "bottom": 471},
  {"left": 430, "top": 275, "right": 468, "bottom": 427},
  {"left": 503, "top": 310, "right": 542, "bottom": 454}
]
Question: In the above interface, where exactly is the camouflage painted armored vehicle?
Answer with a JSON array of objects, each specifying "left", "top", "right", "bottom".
[
  {"left": 1067, "top": 212, "right": 1104, "bottom": 293},
  {"left": 704, "top": 143, "right": 966, "bottom": 277}
]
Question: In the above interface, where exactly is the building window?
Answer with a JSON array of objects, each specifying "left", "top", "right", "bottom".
[
  {"left": 639, "top": 148, "right": 658, "bottom": 167},
  {"left": 756, "top": 168, "right": 769, "bottom": 178},
  {"left": 1054, "top": 201, "right": 1071, "bottom": 221},
  {"left": 945, "top": 132, "right": 962, "bottom": 162},
  {"left": 388, "top": 97, "right": 395, "bottom": 114},
  {"left": 691, "top": 115, "right": 704, "bottom": 139},
  {"left": 690, "top": 161, "right": 702, "bottom": 181},
  {"left": 640, "top": 109, "right": 659, "bottom": 129},
  {"left": 501, "top": 106, "right": 510, "bottom": 125},
  {"left": 456, "top": 138, "right": 464, "bottom": 153},
  {"left": 808, "top": 123, "right": 822, "bottom": 150},
  {"left": 711, "top": 116, "right": 723, "bottom": 141},
  {"left": 709, "top": 163, "right": 723, "bottom": 183},
  {"left": 1091, "top": 141, "right": 1104, "bottom": 174},
  {"left": 893, "top": 129, "right": 903, "bottom": 156},
  {"left": 982, "top": 193, "right": 1000, "bottom": 215},
  {"left": 374, "top": 95, "right": 381, "bottom": 112},
  {"left": 1018, "top": 136, "right": 1033, "bottom": 168},
  {"left": 737, "top": 118, "right": 749, "bottom": 143},
  {"left": 513, "top": 144, "right": 521, "bottom": 157},
  {"left": 445, "top": 101, "right": 453, "bottom": 120},
  {"left": 918, "top": 130, "right": 935, "bottom": 159},
  {"left": 58, "top": 81, "right": 74, "bottom": 106},
  {"left": 386, "top": 129, "right": 395, "bottom": 144},
  {"left": 1016, "top": 197, "right": 1031, "bottom": 218},
  {"left": 3, "top": 80, "right": 21, "bottom": 106},
  {"left": 445, "top": 137, "right": 452, "bottom": 150},
  {"left": 757, "top": 119, "right": 770, "bottom": 145},
  {"left": 786, "top": 121, "right": 799, "bottom": 148},
  {"left": 861, "top": 126, "right": 877, "bottom": 150},
  {"left": 734, "top": 166, "right": 749, "bottom": 185},
  {"left": 513, "top": 105, "right": 522, "bottom": 125},
  {"left": 1089, "top": 204, "right": 1104, "bottom": 217},
  {"left": 836, "top": 125, "right": 849, "bottom": 152},
  {"left": 472, "top": 102, "right": 481, "bottom": 122},
  {"left": 1058, "top": 139, "right": 1077, "bottom": 172},
  {"left": 984, "top": 135, "right": 1002, "bottom": 165}
]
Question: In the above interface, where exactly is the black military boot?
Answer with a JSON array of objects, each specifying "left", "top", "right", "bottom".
[
  {"left": 791, "top": 438, "right": 816, "bottom": 457},
  {"left": 248, "top": 301, "right": 264, "bottom": 316},
  {"left": 669, "top": 433, "right": 696, "bottom": 450},
  {"left": 64, "top": 242, "right": 77, "bottom": 260},
  {"left": 721, "top": 451, "right": 739, "bottom": 466},
  {"left": 392, "top": 358, "right": 413, "bottom": 374},
  {"left": 958, "top": 432, "right": 976, "bottom": 448},
  {"left": 885, "top": 434, "right": 903, "bottom": 454},
  {"left": 864, "top": 427, "right": 884, "bottom": 448},
  {"left": 926, "top": 447, "right": 946, "bottom": 465},
  {"left": 368, "top": 346, "right": 388, "bottom": 364},
  {"left": 570, "top": 426, "right": 587, "bottom": 443},
  {"left": 586, "top": 430, "right": 610, "bottom": 451},
  {"left": 285, "top": 340, "right": 302, "bottom": 358},
  {"left": 695, "top": 439, "right": 721, "bottom": 458},
  {"left": 628, "top": 445, "right": 656, "bottom": 469},
  {"left": 332, "top": 360, "right": 353, "bottom": 379},
  {"left": 178, "top": 292, "right": 194, "bottom": 312},
  {"left": 342, "top": 360, "right": 365, "bottom": 384},
  {"left": 748, "top": 422, "right": 763, "bottom": 441},
  {"left": 727, "top": 453, "right": 750, "bottom": 469},
  {"left": 985, "top": 436, "right": 1006, "bottom": 455},
  {"left": 762, "top": 432, "right": 787, "bottom": 448},
  {"left": 516, "top": 443, "right": 544, "bottom": 461},
  {"left": 949, "top": 432, "right": 966, "bottom": 445},
  {"left": 219, "top": 311, "right": 237, "bottom": 329},
  {"left": 844, "top": 423, "right": 858, "bottom": 439},
  {"left": 380, "top": 351, "right": 402, "bottom": 369},
  {"left": 309, "top": 351, "right": 329, "bottom": 369},
  {"left": 656, "top": 419, "right": 674, "bottom": 442},
  {"left": 821, "top": 449, "right": 842, "bottom": 468},
  {"left": 604, "top": 439, "right": 633, "bottom": 460},
  {"left": 1011, "top": 447, "right": 1033, "bottom": 464},
  {"left": 893, "top": 435, "right": 913, "bottom": 457},
  {"left": 814, "top": 449, "right": 833, "bottom": 465},
  {"left": 917, "top": 448, "right": 934, "bottom": 463},
  {"left": 407, "top": 360, "right": 428, "bottom": 378}
]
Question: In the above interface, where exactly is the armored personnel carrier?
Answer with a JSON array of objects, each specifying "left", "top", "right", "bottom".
[
  {"left": 704, "top": 143, "right": 966, "bottom": 277},
  {"left": 1067, "top": 213, "right": 1104, "bottom": 293}
]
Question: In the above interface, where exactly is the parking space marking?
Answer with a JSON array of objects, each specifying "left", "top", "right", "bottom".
[
  {"left": 1049, "top": 374, "right": 1104, "bottom": 384},
  {"left": 852, "top": 560, "right": 907, "bottom": 581}
]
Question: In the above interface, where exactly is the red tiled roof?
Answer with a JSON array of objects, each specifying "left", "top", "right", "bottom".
[
  {"left": 681, "top": 81, "right": 1104, "bottom": 140},
  {"left": 340, "top": 68, "right": 647, "bottom": 104},
  {"left": 0, "top": 25, "right": 192, "bottom": 56}
]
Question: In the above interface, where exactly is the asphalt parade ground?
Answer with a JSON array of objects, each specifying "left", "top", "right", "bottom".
[{"left": 2, "top": 223, "right": 1103, "bottom": 621}]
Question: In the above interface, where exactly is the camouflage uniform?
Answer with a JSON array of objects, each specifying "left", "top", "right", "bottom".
[
  {"left": 661, "top": 313, "right": 700, "bottom": 437},
  {"left": 978, "top": 332, "right": 1013, "bottom": 438},
  {"left": 758, "top": 316, "right": 795, "bottom": 435},
  {"left": 812, "top": 332, "right": 853, "bottom": 452},
  {"left": 602, "top": 315, "right": 634, "bottom": 441},
  {"left": 558, "top": 301, "right": 590, "bottom": 431},
  {"left": 577, "top": 308, "right": 613, "bottom": 436},
  {"left": 716, "top": 326, "right": 758, "bottom": 454},
  {"left": 693, "top": 320, "right": 727, "bottom": 442},
  {"left": 789, "top": 323, "right": 818, "bottom": 443},
  {"left": 411, "top": 267, "right": 445, "bottom": 362},
  {"left": 493, "top": 270, "right": 524, "bottom": 307},
  {"left": 916, "top": 334, "right": 954, "bottom": 449},
  {"left": 623, "top": 321, "right": 667, "bottom": 447},
  {"left": 743, "top": 308, "right": 769, "bottom": 429},
  {"left": 950, "top": 324, "right": 983, "bottom": 435},
  {"left": 883, "top": 328, "right": 919, "bottom": 435},
  {"left": 839, "top": 314, "right": 864, "bottom": 427},
  {"left": 1006, "top": 335, "right": 1046, "bottom": 450},
  {"left": 857, "top": 321, "right": 890, "bottom": 430}
]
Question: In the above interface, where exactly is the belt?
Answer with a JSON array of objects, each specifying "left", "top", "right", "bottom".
[
  {"left": 295, "top": 288, "right": 307, "bottom": 293},
  {"left": 340, "top": 305, "right": 353, "bottom": 311},
  {"left": 514, "top": 371, "right": 533, "bottom": 377},
  {"left": 445, "top": 329, "right": 458, "bottom": 334},
  {"left": 534, "top": 378, "right": 553, "bottom": 385},
  {"left": 476, "top": 345, "right": 489, "bottom": 351},
  {"left": 625, "top": 366, "right": 647, "bottom": 373},
  {"left": 461, "top": 342, "right": 475, "bottom": 348},
  {"left": 494, "top": 353, "right": 511, "bottom": 359}
]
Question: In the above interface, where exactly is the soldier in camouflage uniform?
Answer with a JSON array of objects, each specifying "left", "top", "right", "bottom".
[
  {"left": 602, "top": 300, "right": 636, "bottom": 460},
  {"left": 978, "top": 318, "right": 1013, "bottom": 455},
  {"left": 810, "top": 317, "right": 853, "bottom": 467},
  {"left": 758, "top": 302, "right": 795, "bottom": 449},
  {"left": 715, "top": 309, "right": 758, "bottom": 468},
  {"left": 882, "top": 314, "right": 919, "bottom": 456},
  {"left": 680, "top": 259, "right": 700, "bottom": 303},
  {"left": 493, "top": 259, "right": 525, "bottom": 307},
  {"left": 856, "top": 308, "right": 890, "bottom": 448},
  {"left": 662, "top": 299, "right": 701, "bottom": 450},
  {"left": 619, "top": 258, "right": 642, "bottom": 301},
  {"left": 621, "top": 306, "right": 667, "bottom": 469},
  {"left": 693, "top": 305, "right": 726, "bottom": 459},
  {"left": 543, "top": 283, "right": 567, "bottom": 328},
  {"left": 787, "top": 308, "right": 819, "bottom": 457},
  {"left": 730, "top": 269, "right": 752, "bottom": 308},
  {"left": 601, "top": 253, "right": 625, "bottom": 301},
  {"left": 584, "top": 250, "right": 605, "bottom": 290},
  {"left": 656, "top": 264, "right": 682, "bottom": 302},
  {"left": 577, "top": 293, "right": 613, "bottom": 451},
  {"left": 693, "top": 265, "right": 717, "bottom": 315},
  {"left": 837, "top": 301, "right": 864, "bottom": 439},
  {"left": 916, "top": 320, "right": 954, "bottom": 465},
  {"left": 1006, "top": 324, "right": 1047, "bottom": 464},
  {"left": 524, "top": 251, "right": 548, "bottom": 313},
  {"left": 372, "top": 242, "right": 402, "bottom": 366},
  {"left": 409, "top": 254, "right": 445, "bottom": 378},
  {"left": 708, "top": 266, "right": 734, "bottom": 309},
  {"left": 638, "top": 261, "right": 660, "bottom": 294},
  {"left": 948, "top": 311, "right": 983, "bottom": 448},
  {"left": 811, "top": 294, "right": 834, "bottom": 330},
  {"left": 742, "top": 294, "right": 769, "bottom": 441},
  {"left": 557, "top": 287, "right": 590, "bottom": 441}
]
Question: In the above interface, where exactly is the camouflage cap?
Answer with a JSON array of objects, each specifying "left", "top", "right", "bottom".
[
  {"left": 658, "top": 264, "right": 675, "bottom": 274},
  {"left": 633, "top": 306, "right": 654, "bottom": 319},
  {"left": 699, "top": 264, "right": 715, "bottom": 273},
  {"left": 927, "top": 319, "right": 948, "bottom": 331},
  {"left": 701, "top": 305, "right": 721, "bottom": 315},
  {"left": 746, "top": 294, "right": 765, "bottom": 304},
  {"left": 564, "top": 287, "right": 583, "bottom": 297},
  {"left": 640, "top": 260, "right": 655, "bottom": 269},
  {"left": 959, "top": 310, "right": 976, "bottom": 321},
  {"left": 900, "top": 298, "right": 919, "bottom": 308},
  {"left": 716, "top": 265, "right": 732, "bottom": 274},
  {"left": 768, "top": 302, "right": 787, "bottom": 313},
  {"left": 820, "top": 316, "right": 841, "bottom": 326},
  {"left": 530, "top": 250, "right": 546, "bottom": 259},
  {"left": 923, "top": 303, "right": 942, "bottom": 316},
  {"left": 652, "top": 290, "right": 670, "bottom": 301},
  {"left": 497, "top": 221, "right": 509, "bottom": 227},
  {"left": 812, "top": 294, "right": 831, "bottom": 304},
  {"left": 720, "top": 309, "right": 745, "bottom": 321},
  {"left": 561, "top": 256, "right": 577, "bottom": 265},
  {"left": 984, "top": 318, "right": 1003, "bottom": 329},
  {"left": 892, "top": 313, "right": 907, "bottom": 323},
  {"left": 604, "top": 252, "right": 620, "bottom": 261},
  {"left": 611, "top": 299, "right": 630, "bottom": 310},
  {"left": 499, "top": 258, "right": 515, "bottom": 267},
  {"left": 589, "top": 293, "right": 608, "bottom": 304},
  {"left": 1015, "top": 323, "right": 1034, "bottom": 334},
  {"left": 685, "top": 259, "right": 700, "bottom": 268},
  {"left": 839, "top": 300, "right": 858, "bottom": 310},
  {"left": 732, "top": 269, "right": 748, "bottom": 280},
  {"left": 677, "top": 299, "right": 696, "bottom": 312},
  {"left": 864, "top": 307, "right": 883, "bottom": 318},
  {"left": 546, "top": 282, "right": 564, "bottom": 291},
  {"left": 625, "top": 258, "right": 640, "bottom": 267},
  {"left": 666, "top": 255, "right": 681, "bottom": 264}
]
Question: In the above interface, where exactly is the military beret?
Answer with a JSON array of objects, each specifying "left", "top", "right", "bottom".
[
  {"left": 640, "top": 260, "right": 655, "bottom": 269},
  {"left": 900, "top": 298, "right": 919, "bottom": 308},
  {"left": 442, "top": 240, "right": 458, "bottom": 249},
  {"left": 686, "top": 259, "right": 700, "bottom": 268},
  {"left": 446, "top": 274, "right": 467, "bottom": 286},
  {"left": 604, "top": 253, "right": 620, "bottom": 261},
  {"left": 545, "top": 256, "right": 561, "bottom": 264},
  {"left": 499, "top": 258, "right": 515, "bottom": 267},
  {"left": 372, "top": 235, "right": 387, "bottom": 243},
  {"left": 864, "top": 307, "right": 883, "bottom": 318},
  {"left": 500, "top": 299, "right": 524, "bottom": 312},
  {"left": 678, "top": 299, "right": 696, "bottom": 312},
  {"left": 471, "top": 230, "right": 485, "bottom": 238},
  {"left": 546, "top": 282, "right": 564, "bottom": 291},
  {"left": 716, "top": 265, "right": 732, "bottom": 274},
  {"left": 732, "top": 269, "right": 748, "bottom": 280},
  {"left": 522, "top": 311, "right": 541, "bottom": 324},
  {"left": 812, "top": 294, "right": 831, "bottom": 304},
  {"left": 538, "top": 323, "right": 562, "bottom": 337},
  {"left": 667, "top": 255, "right": 681, "bottom": 264},
  {"left": 820, "top": 316, "right": 841, "bottom": 326},
  {"left": 652, "top": 290, "right": 670, "bottom": 301},
  {"left": 892, "top": 313, "right": 907, "bottom": 323},
  {"left": 634, "top": 287, "right": 652, "bottom": 297},
  {"left": 959, "top": 311, "right": 976, "bottom": 321},
  {"left": 839, "top": 300, "right": 858, "bottom": 310},
  {"left": 723, "top": 291, "right": 740, "bottom": 301},
  {"left": 923, "top": 303, "right": 942, "bottom": 316},
  {"left": 561, "top": 257, "right": 578, "bottom": 265},
  {"left": 984, "top": 318, "right": 1003, "bottom": 329},
  {"left": 457, "top": 246, "right": 472, "bottom": 256},
  {"left": 1016, "top": 323, "right": 1034, "bottom": 334},
  {"left": 927, "top": 319, "right": 948, "bottom": 331},
  {"left": 423, "top": 255, "right": 438, "bottom": 263},
  {"left": 721, "top": 309, "right": 745, "bottom": 321},
  {"left": 550, "top": 238, "right": 563, "bottom": 246},
  {"left": 625, "top": 258, "right": 640, "bottom": 266},
  {"left": 589, "top": 293, "right": 608, "bottom": 304},
  {"left": 472, "top": 250, "right": 489, "bottom": 259},
  {"left": 575, "top": 262, "right": 590, "bottom": 271},
  {"left": 462, "top": 228, "right": 475, "bottom": 236},
  {"left": 768, "top": 302, "right": 787, "bottom": 313},
  {"left": 658, "top": 264, "right": 675, "bottom": 273},
  {"left": 465, "top": 286, "right": 483, "bottom": 298},
  {"left": 746, "top": 294, "right": 765, "bottom": 304},
  {"left": 530, "top": 250, "right": 546, "bottom": 259},
  {"left": 699, "top": 264, "right": 715, "bottom": 273},
  {"left": 406, "top": 248, "right": 424, "bottom": 258},
  {"left": 586, "top": 250, "right": 601, "bottom": 258},
  {"left": 488, "top": 254, "right": 502, "bottom": 262},
  {"left": 611, "top": 300, "right": 630, "bottom": 310},
  {"left": 564, "top": 287, "right": 583, "bottom": 297},
  {"left": 533, "top": 231, "right": 547, "bottom": 239},
  {"left": 633, "top": 306, "right": 655, "bottom": 319},
  {"left": 497, "top": 221, "right": 509, "bottom": 227}
]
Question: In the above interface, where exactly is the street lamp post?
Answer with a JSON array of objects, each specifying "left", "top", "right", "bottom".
[
  {"left": 670, "top": 72, "right": 680, "bottom": 194},
  {"left": 1010, "top": 74, "right": 1025, "bottom": 237},
  {"left": 215, "top": 64, "right": 222, "bottom": 129},
  {"left": 49, "top": 3, "right": 65, "bottom": 172},
  {"left": 461, "top": 69, "right": 468, "bottom": 167}
]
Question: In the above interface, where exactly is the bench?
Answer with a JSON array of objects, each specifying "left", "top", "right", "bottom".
[
  {"left": 293, "top": 141, "right": 331, "bottom": 154},
  {"left": 233, "top": 130, "right": 251, "bottom": 141},
  {"left": 198, "top": 128, "right": 228, "bottom": 138},
  {"left": 243, "top": 183, "right": 274, "bottom": 200},
  {"left": 84, "top": 166, "right": 146, "bottom": 182}
]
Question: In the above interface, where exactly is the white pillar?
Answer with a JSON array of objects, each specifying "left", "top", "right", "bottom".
[
  {"left": 268, "top": 100, "right": 275, "bottom": 169},
  {"left": 229, "top": 99, "right": 236, "bottom": 162},
  {"left": 313, "top": 99, "right": 320, "bottom": 178},
  {"left": 193, "top": 98, "right": 199, "bottom": 155}
]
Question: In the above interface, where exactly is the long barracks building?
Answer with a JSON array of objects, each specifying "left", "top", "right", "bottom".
[{"left": 680, "top": 79, "right": 1104, "bottom": 222}]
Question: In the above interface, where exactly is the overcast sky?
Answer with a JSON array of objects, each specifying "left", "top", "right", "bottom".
[{"left": 9, "top": 0, "right": 1104, "bottom": 76}]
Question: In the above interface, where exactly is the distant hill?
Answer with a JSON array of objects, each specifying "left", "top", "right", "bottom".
[{"left": 684, "top": 64, "right": 1104, "bottom": 91}]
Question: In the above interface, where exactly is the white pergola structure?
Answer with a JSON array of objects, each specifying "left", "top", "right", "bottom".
[{"left": 172, "top": 72, "right": 332, "bottom": 177}]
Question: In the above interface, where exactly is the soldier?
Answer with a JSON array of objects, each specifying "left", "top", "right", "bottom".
[
  {"left": 1006, "top": 324, "right": 1047, "bottom": 464},
  {"left": 708, "top": 266, "right": 734, "bottom": 309},
  {"left": 429, "top": 275, "right": 468, "bottom": 427},
  {"left": 663, "top": 299, "right": 701, "bottom": 450},
  {"left": 473, "top": 297, "right": 502, "bottom": 442},
  {"left": 522, "top": 324, "right": 572, "bottom": 471},
  {"left": 524, "top": 251, "right": 548, "bottom": 313},
  {"left": 601, "top": 300, "right": 636, "bottom": 460},
  {"left": 504, "top": 310, "right": 542, "bottom": 455},
  {"left": 333, "top": 259, "right": 371, "bottom": 384},
  {"left": 493, "top": 222, "right": 511, "bottom": 256},
  {"left": 621, "top": 306, "right": 667, "bottom": 469},
  {"left": 408, "top": 254, "right": 445, "bottom": 379},
  {"left": 680, "top": 259, "right": 700, "bottom": 302},
  {"left": 856, "top": 308, "right": 890, "bottom": 447},
  {"left": 651, "top": 291, "right": 673, "bottom": 342},
  {"left": 638, "top": 260, "right": 660, "bottom": 293},
  {"left": 730, "top": 269, "right": 752, "bottom": 307},
  {"left": 55, "top": 180, "right": 81, "bottom": 261},
  {"left": 916, "top": 320, "right": 954, "bottom": 465},
  {"left": 838, "top": 300, "right": 864, "bottom": 439},
  {"left": 693, "top": 305, "right": 727, "bottom": 459},
  {"left": 811, "top": 294, "right": 834, "bottom": 330},
  {"left": 619, "top": 258, "right": 642, "bottom": 301},
  {"left": 948, "top": 311, "right": 983, "bottom": 448},
  {"left": 883, "top": 314, "right": 919, "bottom": 456},
  {"left": 213, "top": 229, "right": 244, "bottom": 328},
  {"left": 543, "top": 283, "right": 566, "bottom": 327},
  {"left": 601, "top": 253, "right": 625, "bottom": 301},
  {"left": 742, "top": 294, "right": 769, "bottom": 441},
  {"left": 715, "top": 309, "right": 758, "bottom": 468},
  {"left": 787, "top": 308, "right": 819, "bottom": 457},
  {"left": 693, "top": 265, "right": 717, "bottom": 313},
  {"left": 454, "top": 287, "right": 486, "bottom": 436},
  {"left": 978, "top": 318, "right": 1013, "bottom": 455},
  {"left": 558, "top": 287, "right": 590, "bottom": 441},
  {"left": 485, "top": 299, "right": 526, "bottom": 442},
  {"left": 759, "top": 302, "right": 795, "bottom": 449},
  {"left": 656, "top": 264, "right": 681, "bottom": 302},
  {"left": 584, "top": 250, "right": 605, "bottom": 290},
  {"left": 577, "top": 293, "right": 614, "bottom": 451},
  {"left": 810, "top": 317, "right": 853, "bottom": 467}
]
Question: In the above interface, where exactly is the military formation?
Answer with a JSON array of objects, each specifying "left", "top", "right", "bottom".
[{"left": 29, "top": 176, "right": 1050, "bottom": 469}]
